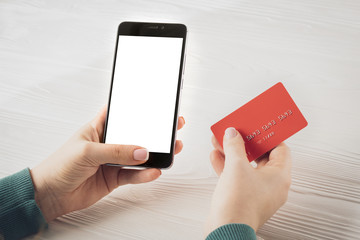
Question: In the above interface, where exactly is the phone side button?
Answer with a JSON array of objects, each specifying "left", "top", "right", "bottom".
[{"left": 181, "top": 77, "right": 184, "bottom": 89}]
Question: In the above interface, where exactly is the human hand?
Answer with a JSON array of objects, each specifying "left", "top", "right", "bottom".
[
  {"left": 30, "top": 107, "right": 185, "bottom": 222},
  {"left": 205, "top": 127, "right": 291, "bottom": 235}
]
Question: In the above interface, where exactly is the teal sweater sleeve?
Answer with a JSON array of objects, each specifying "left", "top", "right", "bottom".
[
  {"left": 0, "top": 168, "right": 48, "bottom": 240},
  {"left": 0, "top": 169, "right": 256, "bottom": 240},
  {"left": 206, "top": 223, "right": 257, "bottom": 240}
]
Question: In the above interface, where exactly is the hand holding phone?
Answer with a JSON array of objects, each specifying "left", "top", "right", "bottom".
[
  {"left": 30, "top": 107, "right": 185, "bottom": 223},
  {"left": 103, "top": 22, "right": 187, "bottom": 169}
]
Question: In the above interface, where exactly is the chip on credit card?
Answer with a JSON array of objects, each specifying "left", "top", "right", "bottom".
[{"left": 210, "top": 82, "right": 308, "bottom": 162}]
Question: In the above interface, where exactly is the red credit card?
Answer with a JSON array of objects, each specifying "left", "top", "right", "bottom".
[{"left": 210, "top": 82, "right": 308, "bottom": 162}]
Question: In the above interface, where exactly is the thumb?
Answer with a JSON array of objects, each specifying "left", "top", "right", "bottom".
[
  {"left": 85, "top": 142, "right": 149, "bottom": 166},
  {"left": 223, "top": 127, "right": 249, "bottom": 169}
]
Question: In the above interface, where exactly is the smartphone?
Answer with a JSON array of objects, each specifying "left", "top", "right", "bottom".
[{"left": 103, "top": 22, "right": 187, "bottom": 169}]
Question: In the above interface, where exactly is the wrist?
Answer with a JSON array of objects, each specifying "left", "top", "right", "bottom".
[{"left": 30, "top": 167, "right": 63, "bottom": 222}]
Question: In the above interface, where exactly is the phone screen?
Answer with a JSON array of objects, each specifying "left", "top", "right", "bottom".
[{"left": 105, "top": 35, "right": 183, "bottom": 153}]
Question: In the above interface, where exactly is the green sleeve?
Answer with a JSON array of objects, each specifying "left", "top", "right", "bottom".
[
  {"left": 206, "top": 223, "right": 257, "bottom": 240},
  {"left": 0, "top": 168, "right": 48, "bottom": 240}
]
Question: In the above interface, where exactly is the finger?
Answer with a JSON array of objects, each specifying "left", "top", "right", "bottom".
[
  {"left": 211, "top": 135, "right": 224, "bottom": 155},
  {"left": 222, "top": 127, "right": 250, "bottom": 169},
  {"left": 177, "top": 116, "right": 185, "bottom": 130},
  {"left": 99, "top": 166, "right": 161, "bottom": 192},
  {"left": 254, "top": 154, "right": 269, "bottom": 169},
  {"left": 267, "top": 142, "right": 292, "bottom": 172},
  {"left": 75, "top": 106, "right": 106, "bottom": 149},
  {"left": 174, "top": 140, "right": 183, "bottom": 155},
  {"left": 86, "top": 142, "right": 149, "bottom": 166},
  {"left": 117, "top": 168, "right": 161, "bottom": 186},
  {"left": 89, "top": 106, "right": 107, "bottom": 140},
  {"left": 210, "top": 149, "right": 225, "bottom": 176},
  {"left": 99, "top": 165, "right": 121, "bottom": 192}
]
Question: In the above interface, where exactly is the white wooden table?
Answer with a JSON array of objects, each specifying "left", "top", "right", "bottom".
[{"left": 1, "top": 0, "right": 359, "bottom": 239}]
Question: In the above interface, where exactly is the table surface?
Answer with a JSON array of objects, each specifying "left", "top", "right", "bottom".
[{"left": 1, "top": 0, "right": 359, "bottom": 239}]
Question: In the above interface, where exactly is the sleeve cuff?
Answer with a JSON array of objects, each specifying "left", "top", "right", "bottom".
[
  {"left": 0, "top": 168, "right": 48, "bottom": 240},
  {"left": 206, "top": 223, "right": 257, "bottom": 240}
]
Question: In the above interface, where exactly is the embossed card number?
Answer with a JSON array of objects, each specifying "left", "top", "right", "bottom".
[
  {"left": 246, "top": 109, "right": 292, "bottom": 142},
  {"left": 211, "top": 82, "right": 308, "bottom": 162}
]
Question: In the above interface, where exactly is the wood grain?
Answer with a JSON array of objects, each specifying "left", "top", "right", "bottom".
[{"left": 0, "top": 0, "right": 359, "bottom": 239}]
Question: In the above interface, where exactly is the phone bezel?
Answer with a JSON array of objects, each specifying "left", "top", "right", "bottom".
[{"left": 103, "top": 21, "right": 187, "bottom": 169}]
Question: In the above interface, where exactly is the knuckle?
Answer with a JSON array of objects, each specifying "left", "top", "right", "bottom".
[
  {"left": 81, "top": 142, "right": 92, "bottom": 157},
  {"left": 223, "top": 141, "right": 235, "bottom": 152},
  {"left": 80, "top": 142, "right": 98, "bottom": 166},
  {"left": 112, "top": 145, "right": 124, "bottom": 159},
  {"left": 112, "top": 145, "right": 133, "bottom": 162}
]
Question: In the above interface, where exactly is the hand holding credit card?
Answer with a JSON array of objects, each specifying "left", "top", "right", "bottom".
[{"left": 211, "top": 82, "right": 308, "bottom": 162}]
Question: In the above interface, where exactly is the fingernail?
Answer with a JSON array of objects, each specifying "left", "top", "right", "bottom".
[
  {"left": 224, "top": 127, "right": 237, "bottom": 139},
  {"left": 133, "top": 148, "right": 149, "bottom": 161}
]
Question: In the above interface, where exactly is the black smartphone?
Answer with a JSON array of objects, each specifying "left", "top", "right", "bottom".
[{"left": 103, "top": 22, "right": 187, "bottom": 169}]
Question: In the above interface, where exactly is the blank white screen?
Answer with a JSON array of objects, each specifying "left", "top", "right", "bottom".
[{"left": 105, "top": 35, "right": 183, "bottom": 153}]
